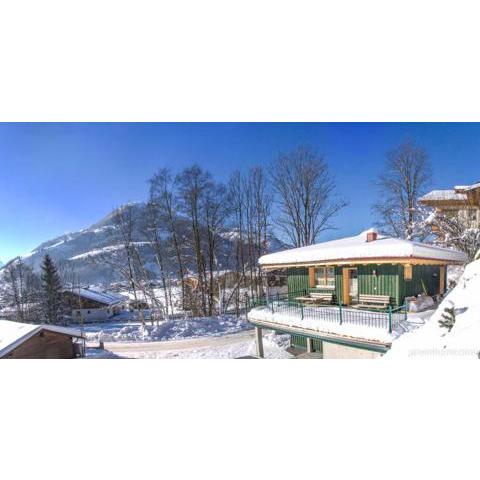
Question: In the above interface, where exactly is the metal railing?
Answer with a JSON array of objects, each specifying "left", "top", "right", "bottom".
[{"left": 246, "top": 290, "right": 408, "bottom": 334}]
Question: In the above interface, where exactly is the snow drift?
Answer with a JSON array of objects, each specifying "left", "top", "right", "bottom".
[
  {"left": 84, "top": 315, "right": 251, "bottom": 343},
  {"left": 386, "top": 258, "right": 480, "bottom": 359}
]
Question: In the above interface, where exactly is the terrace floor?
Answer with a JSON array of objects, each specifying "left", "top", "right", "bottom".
[{"left": 247, "top": 302, "right": 434, "bottom": 343}]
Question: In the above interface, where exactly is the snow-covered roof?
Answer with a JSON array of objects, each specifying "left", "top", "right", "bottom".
[
  {"left": 0, "top": 320, "right": 83, "bottom": 358},
  {"left": 456, "top": 182, "right": 480, "bottom": 191},
  {"left": 65, "top": 288, "right": 127, "bottom": 306},
  {"left": 420, "top": 190, "right": 467, "bottom": 202},
  {"left": 258, "top": 229, "right": 467, "bottom": 267}
]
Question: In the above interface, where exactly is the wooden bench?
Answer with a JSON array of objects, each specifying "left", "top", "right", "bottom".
[
  {"left": 355, "top": 294, "right": 390, "bottom": 310},
  {"left": 296, "top": 292, "right": 334, "bottom": 305}
]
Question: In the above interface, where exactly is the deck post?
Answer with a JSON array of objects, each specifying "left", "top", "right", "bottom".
[
  {"left": 306, "top": 337, "right": 314, "bottom": 353},
  {"left": 388, "top": 305, "right": 392, "bottom": 334},
  {"left": 254, "top": 326, "right": 264, "bottom": 358},
  {"left": 263, "top": 271, "right": 270, "bottom": 303},
  {"left": 339, "top": 302, "right": 343, "bottom": 325}
]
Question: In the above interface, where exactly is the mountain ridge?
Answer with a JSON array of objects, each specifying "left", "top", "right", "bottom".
[{"left": 3, "top": 203, "right": 287, "bottom": 285}]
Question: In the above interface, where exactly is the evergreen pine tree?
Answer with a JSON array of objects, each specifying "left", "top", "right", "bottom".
[
  {"left": 41, "top": 254, "right": 63, "bottom": 324},
  {"left": 438, "top": 304, "right": 456, "bottom": 332}
]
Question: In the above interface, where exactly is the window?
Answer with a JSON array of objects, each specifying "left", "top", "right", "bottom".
[
  {"left": 315, "top": 267, "right": 335, "bottom": 287},
  {"left": 404, "top": 264, "right": 412, "bottom": 281}
]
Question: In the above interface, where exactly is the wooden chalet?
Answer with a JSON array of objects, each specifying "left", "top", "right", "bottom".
[
  {"left": 420, "top": 182, "right": 480, "bottom": 230},
  {"left": 247, "top": 229, "right": 467, "bottom": 358},
  {"left": 0, "top": 320, "right": 85, "bottom": 359},
  {"left": 63, "top": 288, "right": 127, "bottom": 322}
]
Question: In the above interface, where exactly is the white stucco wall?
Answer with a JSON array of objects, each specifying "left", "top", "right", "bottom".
[
  {"left": 72, "top": 308, "right": 111, "bottom": 322},
  {"left": 322, "top": 341, "right": 382, "bottom": 359}
]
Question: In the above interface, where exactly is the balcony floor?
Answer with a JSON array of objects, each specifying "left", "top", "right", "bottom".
[{"left": 247, "top": 303, "right": 407, "bottom": 343}]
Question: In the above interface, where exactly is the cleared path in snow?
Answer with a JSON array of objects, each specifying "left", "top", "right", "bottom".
[{"left": 96, "top": 330, "right": 256, "bottom": 357}]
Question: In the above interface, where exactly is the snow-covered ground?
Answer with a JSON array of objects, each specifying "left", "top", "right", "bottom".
[
  {"left": 81, "top": 314, "right": 251, "bottom": 343},
  {"left": 386, "top": 258, "right": 480, "bottom": 359},
  {"left": 86, "top": 330, "right": 293, "bottom": 359}
]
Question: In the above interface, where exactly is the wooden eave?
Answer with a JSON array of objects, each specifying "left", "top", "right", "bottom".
[
  {"left": 260, "top": 256, "right": 462, "bottom": 270},
  {"left": 419, "top": 198, "right": 469, "bottom": 208}
]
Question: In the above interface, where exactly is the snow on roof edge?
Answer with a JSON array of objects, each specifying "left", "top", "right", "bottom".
[
  {"left": 0, "top": 320, "right": 84, "bottom": 358},
  {"left": 64, "top": 288, "right": 127, "bottom": 305},
  {"left": 259, "top": 229, "right": 467, "bottom": 266}
]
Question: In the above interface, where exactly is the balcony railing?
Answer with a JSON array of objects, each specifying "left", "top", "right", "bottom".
[{"left": 246, "top": 290, "right": 407, "bottom": 334}]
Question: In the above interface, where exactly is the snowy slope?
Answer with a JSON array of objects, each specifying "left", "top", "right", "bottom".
[
  {"left": 3, "top": 202, "right": 287, "bottom": 285},
  {"left": 386, "top": 258, "right": 480, "bottom": 359}
]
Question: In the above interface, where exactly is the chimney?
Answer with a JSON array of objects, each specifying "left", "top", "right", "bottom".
[{"left": 366, "top": 231, "right": 378, "bottom": 242}]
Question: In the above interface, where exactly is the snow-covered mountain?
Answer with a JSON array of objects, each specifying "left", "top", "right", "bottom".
[{"left": 6, "top": 203, "right": 287, "bottom": 285}]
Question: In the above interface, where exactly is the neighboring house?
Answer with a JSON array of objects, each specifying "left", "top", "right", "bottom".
[
  {"left": 419, "top": 182, "right": 480, "bottom": 229},
  {"left": 0, "top": 320, "right": 84, "bottom": 359},
  {"left": 129, "top": 299, "right": 149, "bottom": 311},
  {"left": 63, "top": 288, "right": 127, "bottom": 322},
  {"left": 247, "top": 229, "right": 466, "bottom": 358}
]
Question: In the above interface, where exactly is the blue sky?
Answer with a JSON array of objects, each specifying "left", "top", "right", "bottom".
[{"left": 0, "top": 122, "right": 478, "bottom": 263}]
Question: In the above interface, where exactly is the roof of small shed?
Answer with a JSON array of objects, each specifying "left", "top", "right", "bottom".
[
  {"left": 258, "top": 229, "right": 467, "bottom": 267},
  {"left": 0, "top": 320, "right": 83, "bottom": 358}
]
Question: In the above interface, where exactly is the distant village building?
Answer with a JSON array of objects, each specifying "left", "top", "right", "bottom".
[
  {"left": 247, "top": 229, "right": 466, "bottom": 359},
  {"left": 0, "top": 320, "right": 84, "bottom": 359},
  {"left": 63, "top": 288, "right": 127, "bottom": 322},
  {"left": 420, "top": 182, "right": 480, "bottom": 229}
]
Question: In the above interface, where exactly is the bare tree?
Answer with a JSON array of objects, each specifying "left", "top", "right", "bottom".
[
  {"left": 271, "top": 146, "right": 346, "bottom": 247},
  {"left": 175, "top": 165, "right": 211, "bottom": 316},
  {"left": 373, "top": 140, "right": 432, "bottom": 239},
  {"left": 57, "top": 259, "right": 81, "bottom": 289},
  {"left": 202, "top": 181, "right": 228, "bottom": 315},
  {"left": 93, "top": 205, "right": 150, "bottom": 324},
  {"left": 143, "top": 201, "right": 174, "bottom": 315},
  {"left": 149, "top": 168, "right": 187, "bottom": 310},
  {"left": 2, "top": 258, "right": 41, "bottom": 322},
  {"left": 225, "top": 166, "right": 273, "bottom": 311},
  {"left": 227, "top": 171, "right": 247, "bottom": 313},
  {"left": 424, "top": 212, "right": 480, "bottom": 262}
]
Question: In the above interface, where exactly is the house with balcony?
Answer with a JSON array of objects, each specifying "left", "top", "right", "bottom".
[
  {"left": 419, "top": 182, "right": 480, "bottom": 230},
  {"left": 63, "top": 288, "right": 127, "bottom": 322},
  {"left": 247, "top": 229, "right": 466, "bottom": 358}
]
